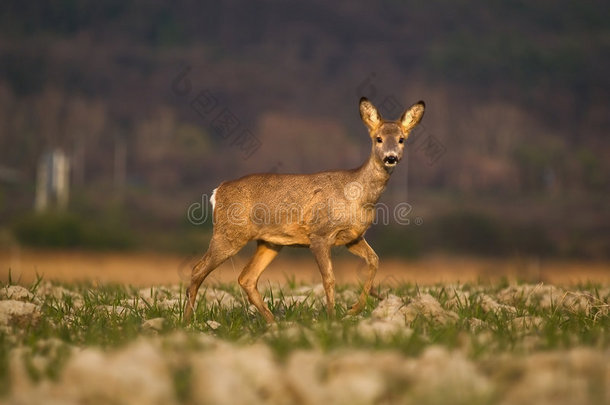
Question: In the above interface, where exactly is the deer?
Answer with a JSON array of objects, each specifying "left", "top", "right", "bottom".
[{"left": 184, "top": 97, "right": 425, "bottom": 323}]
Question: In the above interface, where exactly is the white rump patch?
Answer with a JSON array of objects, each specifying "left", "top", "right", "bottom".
[{"left": 210, "top": 188, "right": 218, "bottom": 211}]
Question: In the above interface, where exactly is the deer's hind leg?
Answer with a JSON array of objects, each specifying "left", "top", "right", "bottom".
[
  {"left": 346, "top": 237, "right": 379, "bottom": 315},
  {"left": 238, "top": 241, "right": 282, "bottom": 323},
  {"left": 184, "top": 235, "right": 245, "bottom": 323}
]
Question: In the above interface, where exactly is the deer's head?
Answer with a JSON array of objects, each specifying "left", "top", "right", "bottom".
[{"left": 359, "top": 97, "right": 425, "bottom": 172}]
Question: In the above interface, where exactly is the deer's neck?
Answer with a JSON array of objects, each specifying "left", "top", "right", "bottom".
[{"left": 354, "top": 153, "right": 391, "bottom": 204}]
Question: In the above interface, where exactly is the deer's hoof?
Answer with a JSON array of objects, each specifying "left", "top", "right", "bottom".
[
  {"left": 263, "top": 312, "right": 276, "bottom": 324},
  {"left": 347, "top": 303, "right": 364, "bottom": 316}
]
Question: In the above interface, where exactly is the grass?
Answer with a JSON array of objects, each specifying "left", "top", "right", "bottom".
[{"left": 1, "top": 277, "right": 609, "bottom": 399}]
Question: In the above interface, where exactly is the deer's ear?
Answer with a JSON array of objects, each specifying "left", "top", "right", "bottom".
[
  {"left": 400, "top": 101, "right": 425, "bottom": 132},
  {"left": 359, "top": 97, "right": 382, "bottom": 132}
]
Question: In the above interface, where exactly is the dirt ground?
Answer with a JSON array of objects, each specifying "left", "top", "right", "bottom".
[{"left": 1, "top": 248, "right": 609, "bottom": 287}]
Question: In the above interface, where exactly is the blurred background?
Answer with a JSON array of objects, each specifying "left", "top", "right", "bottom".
[{"left": 0, "top": 1, "right": 608, "bottom": 283}]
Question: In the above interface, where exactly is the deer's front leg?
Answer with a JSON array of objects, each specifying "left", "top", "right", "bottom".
[
  {"left": 346, "top": 237, "right": 379, "bottom": 315},
  {"left": 310, "top": 238, "right": 335, "bottom": 318}
]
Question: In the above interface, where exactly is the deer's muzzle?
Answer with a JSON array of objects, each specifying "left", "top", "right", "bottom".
[{"left": 383, "top": 155, "right": 399, "bottom": 166}]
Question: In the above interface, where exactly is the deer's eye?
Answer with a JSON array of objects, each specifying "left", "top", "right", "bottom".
[
  {"left": 398, "top": 138, "right": 404, "bottom": 144},
  {"left": 376, "top": 137, "right": 383, "bottom": 143}
]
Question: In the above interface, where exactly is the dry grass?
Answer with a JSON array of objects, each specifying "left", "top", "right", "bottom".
[{"left": 2, "top": 249, "right": 609, "bottom": 287}]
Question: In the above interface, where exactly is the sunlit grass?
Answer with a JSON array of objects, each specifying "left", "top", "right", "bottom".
[{"left": 0, "top": 276, "right": 608, "bottom": 397}]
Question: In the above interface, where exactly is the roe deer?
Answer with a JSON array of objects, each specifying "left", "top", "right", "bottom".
[{"left": 184, "top": 97, "right": 425, "bottom": 323}]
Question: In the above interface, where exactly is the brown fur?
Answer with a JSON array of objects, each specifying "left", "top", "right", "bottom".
[{"left": 184, "top": 97, "right": 425, "bottom": 323}]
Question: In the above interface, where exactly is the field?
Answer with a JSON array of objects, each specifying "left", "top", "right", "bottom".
[{"left": 1, "top": 254, "right": 609, "bottom": 404}]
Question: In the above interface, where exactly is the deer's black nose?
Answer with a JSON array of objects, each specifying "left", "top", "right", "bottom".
[{"left": 384, "top": 155, "right": 398, "bottom": 165}]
